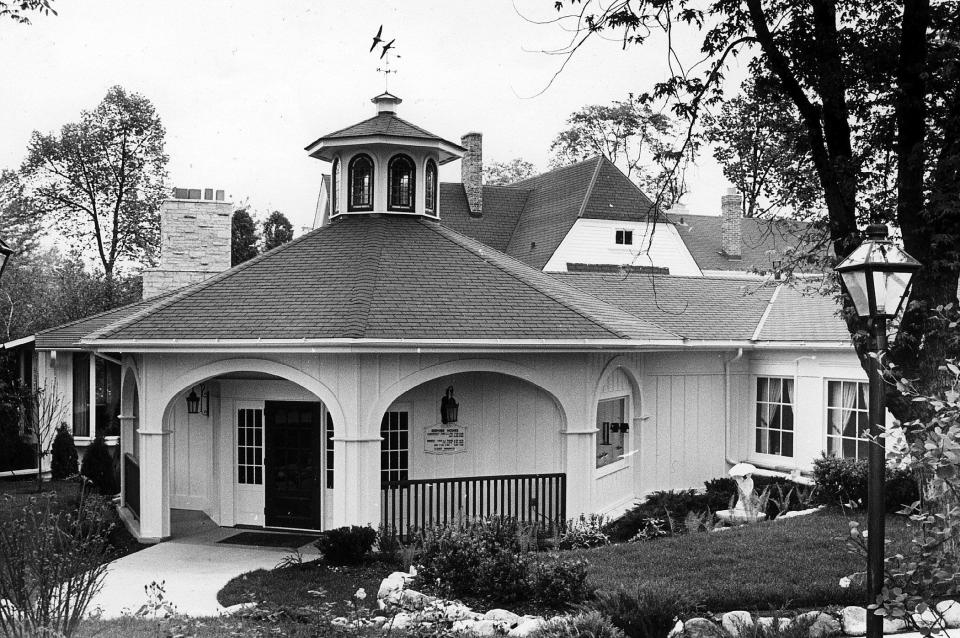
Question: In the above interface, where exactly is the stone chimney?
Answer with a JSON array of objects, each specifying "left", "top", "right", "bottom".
[
  {"left": 142, "top": 188, "right": 232, "bottom": 299},
  {"left": 720, "top": 187, "right": 743, "bottom": 259},
  {"left": 461, "top": 132, "right": 482, "bottom": 217}
]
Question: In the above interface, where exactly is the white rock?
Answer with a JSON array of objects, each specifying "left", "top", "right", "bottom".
[
  {"left": 219, "top": 602, "right": 257, "bottom": 616},
  {"left": 484, "top": 608, "right": 521, "bottom": 626},
  {"left": 509, "top": 617, "right": 546, "bottom": 637},
  {"left": 667, "top": 619, "right": 684, "bottom": 638},
  {"left": 722, "top": 611, "right": 754, "bottom": 637},
  {"left": 398, "top": 588, "right": 433, "bottom": 610},
  {"left": 756, "top": 617, "right": 791, "bottom": 631},
  {"left": 937, "top": 600, "right": 960, "bottom": 628},
  {"left": 390, "top": 612, "right": 415, "bottom": 630},
  {"left": 471, "top": 619, "right": 499, "bottom": 636},
  {"left": 795, "top": 611, "right": 840, "bottom": 638},
  {"left": 841, "top": 606, "right": 908, "bottom": 636},
  {"left": 912, "top": 608, "right": 943, "bottom": 631},
  {"left": 452, "top": 619, "right": 477, "bottom": 633},
  {"left": 442, "top": 601, "right": 475, "bottom": 621}
]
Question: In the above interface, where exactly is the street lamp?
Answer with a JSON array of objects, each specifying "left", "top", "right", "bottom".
[
  {"left": 835, "top": 224, "right": 921, "bottom": 638},
  {"left": 0, "top": 237, "right": 13, "bottom": 281}
]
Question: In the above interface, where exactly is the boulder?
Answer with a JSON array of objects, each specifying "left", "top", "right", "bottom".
[
  {"left": 684, "top": 617, "right": 726, "bottom": 638},
  {"left": 795, "top": 611, "right": 840, "bottom": 638},
  {"left": 484, "top": 608, "right": 521, "bottom": 626},
  {"left": 841, "top": 606, "right": 907, "bottom": 636},
  {"left": 390, "top": 612, "right": 415, "bottom": 630},
  {"left": 471, "top": 619, "right": 499, "bottom": 636},
  {"left": 937, "top": 600, "right": 960, "bottom": 629},
  {"left": 219, "top": 602, "right": 257, "bottom": 616},
  {"left": 667, "top": 619, "right": 685, "bottom": 638},
  {"left": 442, "top": 601, "right": 476, "bottom": 621},
  {"left": 722, "top": 611, "right": 754, "bottom": 638},
  {"left": 398, "top": 588, "right": 433, "bottom": 611},
  {"left": 509, "top": 617, "right": 546, "bottom": 637},
  {"left": 756, "top": 617, "right": 791, "bottom": 631}
]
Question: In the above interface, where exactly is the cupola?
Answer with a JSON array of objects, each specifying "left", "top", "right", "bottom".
[{"left": 305, "top": 93, "right": 465, "bottom": 220}]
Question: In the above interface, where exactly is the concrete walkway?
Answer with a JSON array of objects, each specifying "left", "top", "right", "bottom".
[{"left": 89, "top": 525, "right": 319, "bottom": 618}]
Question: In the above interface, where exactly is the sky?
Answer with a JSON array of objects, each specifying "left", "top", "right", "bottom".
[{"left": 0, "top": 0, "right": 741, "bottom": 233}]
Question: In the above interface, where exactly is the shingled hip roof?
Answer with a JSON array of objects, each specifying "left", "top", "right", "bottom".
[{"left": 80, "top": 216, "right": 680, "bottom": 348}]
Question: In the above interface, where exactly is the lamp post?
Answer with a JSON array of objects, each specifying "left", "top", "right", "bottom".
[
  {"left": 835, "top": 224, "right": 921, "bottom": 638},
  {"left": 0, "top": 237, "right": 13, "bottom": 281}
]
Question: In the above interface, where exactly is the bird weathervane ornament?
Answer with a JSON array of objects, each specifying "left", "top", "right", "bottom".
[{"left": 370, "top": 24, "right": 399, "bottom": 91}]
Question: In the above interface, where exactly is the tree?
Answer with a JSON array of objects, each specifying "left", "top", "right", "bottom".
[
  {"left": 550, "top": 96, "right": 683, "bottom": 206},
  {"left": 49, "top": 423, "right": 77, "bottom": 480},
  {"left": 262, "top": 210, "right": 294, "bottom": 252},
  {"left": 231, "top": 206, "right": 259, "bottom": 266},
  {"left": 20, "top": 85, "right": 168, "bottom": 281},
  {"left": 0, "top": 0, "right": 55, "bottom": 24},
  {"left": 484, "top": 158, "right": 536, "bottom": 185},
  {"left": 544, "top": 0, "right": 960, "bottom": 417},
  {"left": 703, "top": 80, "right": 822, "bottom": 219}
]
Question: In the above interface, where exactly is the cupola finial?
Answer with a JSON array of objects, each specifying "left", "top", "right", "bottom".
[{"left": 372, "top": 92, "right": 402, "bottom": 115}]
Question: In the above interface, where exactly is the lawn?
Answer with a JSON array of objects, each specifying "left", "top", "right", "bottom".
[
  {"left": 575, "top": 509, "right": 912, "bottom": 612},
  {"left": 0, "top": 477, "right": 142, "bottom": 561}
]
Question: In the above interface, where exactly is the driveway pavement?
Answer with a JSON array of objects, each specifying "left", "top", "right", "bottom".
[{"left": 89, "top": 525, "right": 318, "bottom": 618}]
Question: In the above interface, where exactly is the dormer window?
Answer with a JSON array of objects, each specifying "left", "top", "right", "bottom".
[
  {"left": 348, "top": 154, "right": 374, "bottom": 211},
  {"left": 425, "top": 159, "right": 438, "bottom": 215},
  {"left": 388, "top": 154, "right": 416, "bottom": 212},
  {"left": 615, "top": 229, "right": 633, "bottom": 245},
  {"left": 331, "top": 157, "right": 341, "bottom": 216}
]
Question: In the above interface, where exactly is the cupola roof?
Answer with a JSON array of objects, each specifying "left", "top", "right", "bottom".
[{"left": 305, "top": 93, "right": 465, "bottom": 164}]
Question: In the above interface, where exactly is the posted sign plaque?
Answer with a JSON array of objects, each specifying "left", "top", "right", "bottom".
[{"left": 424, "top": 424, "right": 467, "bottom": 455}]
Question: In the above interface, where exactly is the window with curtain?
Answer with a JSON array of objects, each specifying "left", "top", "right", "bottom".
[
  {"left": 388, "top": 154, "right": 416, "bottom": 212},
  {"left": 425, "top": 159, "right": 437, "bottom": 215},
  {"left": 95, "top": 357, "right": 122, "bottom": 437},
  {"left": 596, "top": 396, "right": 629, "bottom": 468},
  {"left": 348, "top": 154, "right": 374, "bottom": 211},
  {"left": 827, "top": 380, "right": 869, "bottom": 460},
  {"left": 331, "top": 157, "right": 341, "bottom": 215},
  {"left": 72, "top": 353, "right": 91, "bottom": 437},
  {"left": 755, "top": 377, "right": 794, "bottom": 456}
]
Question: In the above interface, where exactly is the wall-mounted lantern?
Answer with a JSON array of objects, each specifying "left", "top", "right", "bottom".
[
  {"left": 440, "top": 386, "right": 459, "bottom": 424},
  {"left": 186, "top": 384, "right": 209, "bottom": 416}
]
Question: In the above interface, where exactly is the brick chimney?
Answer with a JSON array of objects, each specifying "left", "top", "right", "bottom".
[
  {"left": 142, "top": 188, "right": 232, "bottom": 299},
  {"left": 720, "top": 188, "right": 743, "bottom": 260},
  {"left": 461, "top": 132, "right": 482, "bottom": 217}
]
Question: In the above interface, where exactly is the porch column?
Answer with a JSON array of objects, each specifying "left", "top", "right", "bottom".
[
  {"left": 117, "top": 414, "right": 135, "bottom": 509},
  {"left": 332, "top": 437, "right": 381, "bottom": 528},
  {"left": 137, "top": 403, "right": 171, "bottom": 542},
  {"left": 562, "top": 429, "right": 596, "bottom": 518}
]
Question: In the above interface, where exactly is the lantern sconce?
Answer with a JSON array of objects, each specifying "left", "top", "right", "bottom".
[
  {"left": 440, "top": 386, "right": 459, "bottom": 424},
  {"left": 771, "top": 259, "right": 783, "bottom": 280},
  {"left": 186, "top": 384, "right": 209, "bottom": 416}
]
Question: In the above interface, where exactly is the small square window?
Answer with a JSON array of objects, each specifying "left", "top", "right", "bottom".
[{"left": 615, "top": 229, "right": 633, "bottom": 245}]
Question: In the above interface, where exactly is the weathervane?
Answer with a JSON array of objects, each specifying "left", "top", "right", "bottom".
[{"left": 370, "top": 24, "right": 399, "bottom": 91}]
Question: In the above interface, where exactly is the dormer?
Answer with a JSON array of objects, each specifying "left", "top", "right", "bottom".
[{"left": 305, "top": 93, "right": 465, "bottom": 220}]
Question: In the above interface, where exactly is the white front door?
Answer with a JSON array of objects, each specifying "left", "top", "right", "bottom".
[{"left": 234, "top": 402, "right": 265, "bottom": 526}]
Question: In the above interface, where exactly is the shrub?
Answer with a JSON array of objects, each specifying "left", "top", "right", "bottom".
[
  {"left": 584, "top": 584, "right": 697, "bottom": 638},
  {"left": 531, "top": 611, "right": 625, "bottom": 638},
  {"left": 559, "top": 514, "right": 610, "bottom": 549},
  {"left": 0, "top": 491, "right": 113, "bottom": 637},
  {"left": 50, "top": 422, "right": 79, "bottom": 480},
  {"left": 604, "top": 490, "right": 710, "bottom": 541},
  {"left": 314, "top": 525, "right": 377, "bottom": 565},
  {"left": 532, "top": 555, "right": 591, "bottom": 606},
  {"left": 80, "top": 434, "right": 117, "bottom": 495},
  {"left": 812, "top": 455, "right": 918, "bottom": 511}
]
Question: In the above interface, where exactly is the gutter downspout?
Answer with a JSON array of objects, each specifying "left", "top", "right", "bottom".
[{"left": 724, "top": 348, "right": 744, "bottom": 467}]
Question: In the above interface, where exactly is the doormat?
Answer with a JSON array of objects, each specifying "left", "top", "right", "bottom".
[{"left": 217, "top": 531, "right": 319, "bottom": 549}]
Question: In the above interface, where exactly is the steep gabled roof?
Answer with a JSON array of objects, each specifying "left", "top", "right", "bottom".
[
  {"left": 668, "top": 213, "right": 819, "bottom": 273},
  {"left": 85, "top": 216, "right": 678, "bottom": 344},
  {"left": 437, "top": 183, "right": 530, "bottom": 252}
]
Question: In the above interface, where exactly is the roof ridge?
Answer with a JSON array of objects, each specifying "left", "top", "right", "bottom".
[
  {"left": 751, "top": 283, "right": 782, "bottom": 341},
  {"left": 508, "top": 155, "right": 603, "bottom": 188},
  {"left": 422, "top": 220, "right": 680, "bottom": 340},
  {"left": 86, "top": 226, "right": 327, "bottom": 341},
  {"left": 576, "top": 156, "right": 604, "bottom": 218},
  {"left": 353, "top": 221, "right": 388, "bottom": 337},
  {"left": 502, "top": 188, "right": 534, "bottom": 250}
]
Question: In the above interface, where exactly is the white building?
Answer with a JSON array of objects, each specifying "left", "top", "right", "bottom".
[{"left": 3, "top": 92, "right": 869, "bottom": 543}]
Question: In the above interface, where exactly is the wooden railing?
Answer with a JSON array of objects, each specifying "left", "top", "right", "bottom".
[
  {"left": 124, "top": 453, "right": 140, "bottom": 519},
  {"left": 381, "top": 472, "right": 566, "bottom": 536}
]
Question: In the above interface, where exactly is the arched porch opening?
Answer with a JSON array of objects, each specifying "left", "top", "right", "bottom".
[
  {"left": 377, "top": 370, "right": 568, "bottom": 535},
  {"left": 119, "top": 366, "right": 141, "bottom": 518},
  {"left": 156, "top": 363, "right": 343, "bottom": 536}
]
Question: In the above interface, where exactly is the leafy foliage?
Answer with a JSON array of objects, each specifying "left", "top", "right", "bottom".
[
  {"left": 50, "top": 423, "right": 78, "bottom": 480},
  {"left": 550, "top": 96, "right": 682, "bottom": 207},
  {"left": 19, "top": 86, "right": 168, "bottom": 278},
  {"left": 811, "top": 455, "right": 918, "bottom": 512},
  {"left": 483, "top": 158, "right": 536, "bottom": 185},
  {"left": 262, "top": 210, "right": 294, "bottom": 252},
  {"left": 558, "top": 514, "right": 610, "bottom": 549},
  {"left": 582, "top": 584, "right": 696, "bottom": 638},
  {"left": 314, "top": 525, "right": 377, "bottom": 565},
  {"left": 531, "top": 611, "right": 625, "bottom": 638},
  {"left": 0, "top": 490, "right": 112, "bottom": 637},
  {"left": 231, "top": 206, "right": 259, "bottom": 266},
  {"left": 80, "top": 434, "right": 117, "bottom": 495},
  {"left": 0, "top": 0, "right": 56, "bottom": 24}
]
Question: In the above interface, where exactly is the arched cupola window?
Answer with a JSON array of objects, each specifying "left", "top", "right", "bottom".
[
  {"left": 425, "top": 159, "right": 438, "bottom": 216},
  {"left": 331, "top": 157, "right": 341, "bottom": 216},
  {"left": 388, "top": 154, "right": 416, "bottom": 212},
  {"left": 348, "top": 154, "right": 374, "bottom": 211}
]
